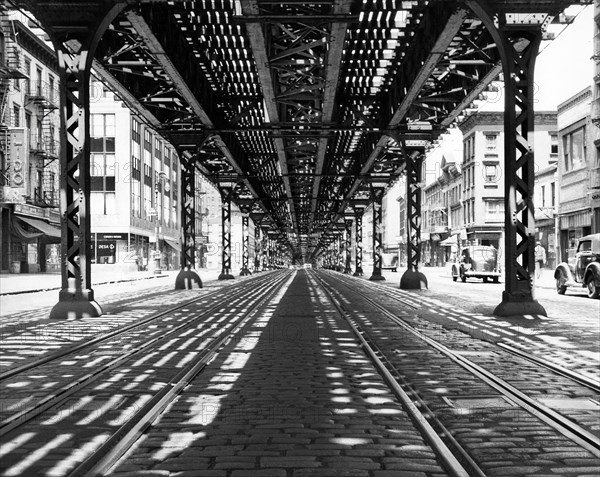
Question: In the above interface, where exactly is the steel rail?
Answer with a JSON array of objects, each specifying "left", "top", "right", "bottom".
[
  {"left": 0, "top": 273, "right": 267, "bottom": 382},
  {"left": 309, "top": 272, "right": 473, "bottom": 477},
  {"left": 324, "top": 272, "right": 600, "bottom": 458},
  {"left": 0, "top": 272, "right": 286, "bottom": 435},
  {"left": 69, "top": 271, "right": 296, "bottom": 477},
  {"left": 337, "top": 273, "right": 600, "bottom": 394},
  {"left": 497, "top": 342, "right": 600, "bottom": 394}
]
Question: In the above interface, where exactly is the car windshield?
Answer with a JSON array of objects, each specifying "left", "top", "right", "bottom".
[
  {"left": 471, "top": 248, "right": 497, "bottom": 261},
  {"left": 578, "top": 241, "right": 592, "bottom": 253}
]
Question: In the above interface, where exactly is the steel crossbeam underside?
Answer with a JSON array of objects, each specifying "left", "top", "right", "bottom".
[{"left": 12, "top": 0, "right": 590, "bottom": 318}]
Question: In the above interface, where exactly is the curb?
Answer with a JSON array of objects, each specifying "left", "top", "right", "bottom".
[{"left": 0, "top": 273, "right": 171, "bottom": 297}]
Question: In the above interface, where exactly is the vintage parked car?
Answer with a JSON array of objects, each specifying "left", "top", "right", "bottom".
[
  {"left": 451, "top": 245, "right": 501, "bottom": 283},
  {"left": 554, "top": 233, "right": 600, "bottom": 299}
]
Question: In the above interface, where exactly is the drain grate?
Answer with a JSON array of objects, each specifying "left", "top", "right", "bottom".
[
  {"left": 443, "top": 395, "right": 515, "bottom": 409},
  {"left": 537, "top": 398, "right": 600, "bottom": 410}
]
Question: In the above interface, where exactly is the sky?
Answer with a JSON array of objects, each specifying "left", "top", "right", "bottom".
[
  {"left": 415, "top": 5, "right": 596, "bottom": 186},
  {"left": 477, "top": 4, "right": 595, "bottom": 112},
  {"left": 535, "top": 4, "right": 594, "bottom": 110}
]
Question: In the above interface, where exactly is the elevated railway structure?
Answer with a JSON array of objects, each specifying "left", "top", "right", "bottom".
[{"left": 8, "top": 0, "right": 590, "bottom": 319}]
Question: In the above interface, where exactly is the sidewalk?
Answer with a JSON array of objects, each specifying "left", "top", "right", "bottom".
[
  {"left": 0, "top": 267, "right": 224, "bottom": 296},
  {"left": 379, "top": 265, "right": 557, "bottom": 289}
]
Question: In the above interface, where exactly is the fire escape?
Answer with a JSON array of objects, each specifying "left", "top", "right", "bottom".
[
  {"left": 27, "top": 77, "right": 58, "bottom": 207},
  {"left": 0, "top": 8, "right": 27, "bottom": 189}
]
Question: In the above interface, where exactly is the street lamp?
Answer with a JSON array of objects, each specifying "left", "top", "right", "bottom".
[{"left": 153, "top": 171, "right": 169, "bottom": 275}]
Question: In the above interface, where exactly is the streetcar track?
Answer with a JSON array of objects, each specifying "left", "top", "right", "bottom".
[
  {"left": 0, "top": 272, "right": 274, "bottom": 381},
  {"left": 0, "top": 272, "right": 286, "bottom": 437},
  {"left": 0, "top": 271, "right": 293, "bottom": 476},
  {"left": 334, "top": 272, "right": 600, "bottom": 394},
  {"left": 321, "top": 271, "right": 600, "bottom": 459},
  {"left": 69, "top": 271, "right": 296, "bottom": 476},
  {"left": 309, "top": 272, "right": 476, "bottom": 477}
]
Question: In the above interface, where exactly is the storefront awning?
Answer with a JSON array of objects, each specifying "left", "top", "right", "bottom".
[
  {"left": 439, "top": 235, "right": 459, "bottom": 246},
  {"left": 165, "top": 238, "right": 181, "bottom": 252},
  {"left": 15, "top": 216, "right": 61, "bottom": 243}
]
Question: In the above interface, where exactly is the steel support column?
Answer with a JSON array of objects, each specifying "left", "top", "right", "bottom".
[
  {"left": 262, "top": 229, "right": 269, "bottom": 270},
  {"left": 45, "top": 6, "right": 124, "bottom": 319},
  {"left": 353, "top": 208, "right": 365, "bottom": 276},
  {"left": 344, "top": 219, "right": 353, "bottom": 274},
  {"left": 240, "top": 214, "right": 252, "bottom": 276},
  {"left": 175, "top": 156, "right": 202, "bottom": 289},
  {"left": 251, "top": 214, "right": 264, "bottom": 273},
  {"left": 370, "top": 190, "right": 385, "bottom": 281},
  {"left": 468, "top": 2, "right": 547, "bottom": 316},
  {"left": 400, "top": 154, "right": 428, "bottom": 289},
  {"left": 219, "top": 188, "right": 235, "bottom": 280}
]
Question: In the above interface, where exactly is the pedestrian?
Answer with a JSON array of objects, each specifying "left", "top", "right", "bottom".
[{"left": 535, "top": 240, "right": 546, "bottom": 279}]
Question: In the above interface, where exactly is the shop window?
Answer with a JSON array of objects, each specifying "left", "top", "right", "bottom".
[
  {"left": 90, "top": 114, "right": 116, "bottom": 215},
  {"left": 563, "top": 126, "right": 586, "bottom": 172}
]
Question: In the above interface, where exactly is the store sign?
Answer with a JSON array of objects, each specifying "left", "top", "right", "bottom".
[
  {"left": 9, "top": 129, "right": 28, "bottom": 189},
  {"left": 0, "top": 186, "right": 26, "bottom": 203},
  {"left": 97, "top": 233, "right": 127, "bottom": 240},
  {"left": 97, "top": 240, "right": 116, "bottom": 258}
]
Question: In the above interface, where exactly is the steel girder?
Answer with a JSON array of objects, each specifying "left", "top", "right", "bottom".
[
  {"left": 400, "top": 153, "right": 428, "bottom": 290},
  {"left": 14, "top": 0, "right": 589, "bottom": 272},
  {"left": 468, "top": 0, "right": 553, "bottom": 316},
  {"left": 369, "top": 188, "right": 385, "bottom": 281},
  {"left": 175, "top": 154, "right": 203, "bottom": 289},
  {"left": 240, "top": 213, "right": 252, "bottom": 275},
  {"left": 218, "top": 186, "right": 235, "bottom": 279},
  {"left": 353, "top": 205, "right": 365, "bottom": 276},
  {"left": 344, "top": 218, "right": 353, "bottom": 274}
]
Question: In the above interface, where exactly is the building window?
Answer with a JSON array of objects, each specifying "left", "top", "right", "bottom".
[
  {"left": 90, "top": 114, "right": 116, "bottom": 215},
  {"left": 143, "top": 129, "right": 153, "bottom": 218},
  {"left": 131, "top": 119, "right": 142, "bottom": 218},
  {"left": 563, "top": 126, "right": 586, "bottom": 172},
  {"left": 485, "top": 200, "right": 504, "bottom": 222},
  {"left": 36, "top": 67, "right": 42, "bottom": 96},
  {"left": 48, "top": 75, "right": 55, "bottom": 104},
  {"left": 551, "top": 182, "right": 555, "bottom": 207},
  {"left": 485, "top": 134, "right": 497, "bottom": 151},
  {"left": 24, "top": 58, "right": 31, "bottom": 94},
  {"left": 550, "top": 134, "right": 558, "bottom": 156},
  {"left": 13, "top": 104, "right": 20, "bottom": 127},
  {"left": 484, "top": 164, "right": 499, "bottom": 183},
  {"left": 541, "top": 185, "right": 546, "bottom": 208}
]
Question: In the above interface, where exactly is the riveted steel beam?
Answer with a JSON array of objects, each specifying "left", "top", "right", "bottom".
[
  {"left": 400, "top": 152, "right": 428, "bottom": 290},
  {"left": 24, "top": 1, "right": 127, "bottom": 320},
  {"left": 467, "top": 0, "right": 549, "bottom": 317},
  {"left": 241, "top": 0, "right": 296, "bottom": 234}
]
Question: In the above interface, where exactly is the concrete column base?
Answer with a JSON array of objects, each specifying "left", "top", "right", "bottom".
[
  {"left": 175, "top": 269, "right": 203, "bottom": 289},
  {"left": 369, "top": 270, "right": 385, "bottom": 281},
  {"left": 218, "top": 272, "right": 235, "bottom": 280},
  {"left": 353, "top": 267, "right": 364, "bottom": 277},
  {"left": 240, "top": 268, "right": 252, "bottom": 276},
  {"left": 400, "top": 269, "right": 428, "bottom": 290},
  {"left": 493, "top": 292, "right": 547, "bottom": 317},
  {"left": 49, "top": 290, "right": 103, "bottom": 320}
]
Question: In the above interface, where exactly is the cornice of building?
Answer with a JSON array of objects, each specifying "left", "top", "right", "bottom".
[
  {"left": 14, "top": 20, "right": 58, "bottom": 72},
  {"left": 557, "top": 86, "right": 592, "bottom": 114},
  {"left": 458, "top": 111, "right": 557, "bottom": 134}
]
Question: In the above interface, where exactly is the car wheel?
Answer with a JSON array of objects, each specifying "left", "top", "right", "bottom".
[
  {"left": 452, "top": 267, "right": 458, "bottom": 282},
  {"left": 586, "top": 275, "right": 600, "bottom": 299},
  {"left": 460, "top": 267, "right": 466, "bottom": 283},
  {"left": 556, "top": 270, "right": 567, "bottom": 295},
  {"left": 483, "top": 277, "right": 488, "bottom": 283}
]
